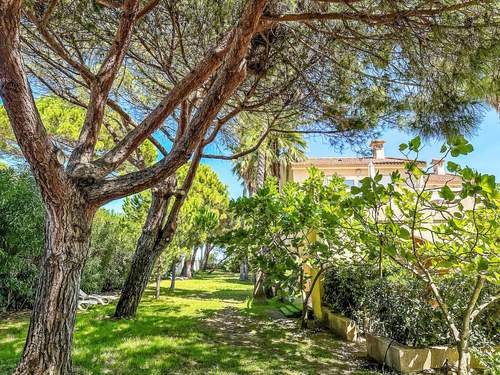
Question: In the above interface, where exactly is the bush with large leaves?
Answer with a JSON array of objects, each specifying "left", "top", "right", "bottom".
[{"left": 323, "top": 262, "right": 498, "bottom": 349}]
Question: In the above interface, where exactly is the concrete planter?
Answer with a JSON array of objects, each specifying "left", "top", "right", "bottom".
[
  {"left": 429, "top": 345, "right": 459, "bottom": 369},
  {"left": 366, "top": 333, "right": 432, "bottom": 373},
  {"left": 321, "top": 306, "right": 358, "bottom": 342},
  {"left": 319, "top": 308, "right": 493, "bottom": 372},
  {"left": 366, "top": 334, "right": 491, "bottom": 373}
]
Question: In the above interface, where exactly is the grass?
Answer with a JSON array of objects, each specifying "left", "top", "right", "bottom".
[{"left": 0, "top": 273, "right": 380, "bottom": 374}]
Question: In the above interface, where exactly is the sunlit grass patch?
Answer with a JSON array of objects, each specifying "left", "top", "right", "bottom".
[{"left": 0, "top": 272, "right": 378, "bottom": 374}]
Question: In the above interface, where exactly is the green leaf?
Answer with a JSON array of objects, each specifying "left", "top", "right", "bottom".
[
  {"left": 439, "top": 185, "right": 455, "bottom": 201},
  {"left": 477, "top": 257, "right": 489, "bottom": 271},
  {"left": 409, "top": 136, "right": 421, "bottom": 152},
  {"left": 447, "top": 161, "right": 460, "bottom": 173},
  {"left": 399, "top": 227, "right": 411, "bottom": 240}
]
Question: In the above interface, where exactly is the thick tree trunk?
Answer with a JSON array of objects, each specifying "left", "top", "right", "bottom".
[
  {"left": 114, "top": 181, "right": 173, "bottom": 319},
  {"left": 13, "top": 199, "right": 93, "bottom": 375}
]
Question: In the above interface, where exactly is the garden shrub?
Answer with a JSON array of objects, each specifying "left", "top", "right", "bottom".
[
  {"left": 81, "top": 210, "right": 137, "bottom": 293},
  {"left": 0, "top": 167, "right": 139, "bottom": 310},
  {"left": 0, "top": 168, "right": 44, "bottom": 311},
  {"left": 322, "top": 262, "right": 499, "bottom": 348}
]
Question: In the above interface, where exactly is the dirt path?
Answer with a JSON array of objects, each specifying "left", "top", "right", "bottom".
[{"left": 205, "top": 306, "right": 381, "bottom": 374}]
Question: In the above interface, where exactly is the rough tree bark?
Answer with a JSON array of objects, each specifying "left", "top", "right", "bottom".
[
  {"left": 114, "top": 177, "right": 176, "bottom": 318},
  {"left": 13, "top": 199, "right": 95, "bottom": 374},
  {"left": 115, "top": 145, "right": 204, "bottom": 318},
  {"left": 0, "top": 0, "right": 267, "bottom": 371}
]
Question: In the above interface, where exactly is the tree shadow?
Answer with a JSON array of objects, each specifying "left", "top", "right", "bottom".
[{"left": 1, "top": 273, "right": 380, "bottom": 375}]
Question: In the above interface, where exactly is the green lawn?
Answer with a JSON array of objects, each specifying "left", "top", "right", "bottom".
[{"left": 0, "top": 273, "right": 380, "bottom": 374}]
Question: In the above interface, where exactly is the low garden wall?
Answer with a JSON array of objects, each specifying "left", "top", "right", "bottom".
[
  {"left": 321, "top": 306, "right": 358, "bottom": 342},
  {"left": 366, "top": 333, "right": 491, "bottom": 373},
  {"left": 319, "top": 263, "right": 498, "bottom": 373},
  {"left": 320, "top": 308, "right": 488, "bottom": 373}
]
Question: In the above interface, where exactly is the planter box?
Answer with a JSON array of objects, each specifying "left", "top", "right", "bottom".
[
  {"left": 366, "top": 335, "right": 492, "bottom": 373},
  {"left": 321, "top": 306, "right": 358, "bottom": 342},
  {"left": 429, "top": 345, "right": 459, "bottom": 369},
  {"left": 366, "top": 333, "right": 432, "bottom": 373}
]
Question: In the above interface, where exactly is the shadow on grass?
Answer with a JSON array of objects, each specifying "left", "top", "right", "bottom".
[
  {"left": 1, "top": 273, "right": 379, "bottom": 375},
  {"left": 153, "top": 287, "right": 250, "bottom": 303}
]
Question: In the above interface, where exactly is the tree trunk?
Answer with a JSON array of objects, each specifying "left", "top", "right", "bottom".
[
  {"left": 170, "top": 260, "right": 177, "bottom": 290},
  {"left": 184, "top": 257, "right": 193, "bottom": 279},
  {"left": 300, "top": 268, "right": 324, "bottom": 329},
  {"left": 201, "top": 243, "right": 212, "bottom": 270},
  {"left": 457, "top": 339, "right": 470, "bottom": 375},
  {"left": 239, "top": 256, "right": 249, "bottom": 281},
  {"left": 456, "top": 275, "right": 484, "bottom": 375},
  {"left": 155, "top": 264, "right": 161, "bottom": 299},
  {"left": 188, "top": 246, "right": 198, "bottom": 277},
  {"left": 253, "top": 269, "right": 266, "bottom": 300},
  {"left": 13, "top": 199, "right": 94, "bottom": 375},
  {"left": 256, "top": 148, "right": 266, "bottom": 188},
  {"left": 114, "top": 181, "right": 173, "bottom": 319},
  {"left": 114, "top": 235, "right": 163, "bottom": 318},
  {"left": 180, "top": 255, "right": 189, "bottom": 278}
]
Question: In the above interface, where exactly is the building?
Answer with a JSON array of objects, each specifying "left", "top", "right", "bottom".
[
  {"left": 287, "top": 140, "right": 461, "bottom": 189},
  {"left": 287, "top": 140, "right": 463, "bottom": 320}
]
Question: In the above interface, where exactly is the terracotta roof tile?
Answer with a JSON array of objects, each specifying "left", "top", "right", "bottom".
[
  {"left": 291, "top": 157, "right": 425, "bottom": 168},
  {"left": 426, "top": 174, "right": 462, "bottom": 186}
]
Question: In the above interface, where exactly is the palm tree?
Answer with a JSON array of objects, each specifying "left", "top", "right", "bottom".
[
  {"left": 231, "top": 113, "right": 306, "bottom": 193},
  {"left": 230, "top": 113, "right": 306, "bottom": 287}
]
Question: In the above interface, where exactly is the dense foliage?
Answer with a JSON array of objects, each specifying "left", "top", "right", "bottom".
[
  {"left": 323, "top": 262, "right": 498, "bottom": 348},
  {"left": 0, "top": 162, "right": 229, "bottom": 311},
  {"left": 224, "top": 136, "right": 498, "bottom": 373},
  {"left": 218, "top": 169, "right": 359, "bottom": 325},
  {"left": 0, "top": 167, "right": 139, "bottom": 310},
  {"left": 0, "top": 168, "right": 44, "bottom": 311},
  {"left": 81, "top": 210, "right": 139, "bottom": 293}
]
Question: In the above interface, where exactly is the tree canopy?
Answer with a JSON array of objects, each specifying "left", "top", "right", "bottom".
[{"left": 1, "top": 1, "right": 499, "bottom": 372}]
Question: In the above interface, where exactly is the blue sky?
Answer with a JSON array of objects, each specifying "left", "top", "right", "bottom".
[
  {"left": 1, "top": 98, "right": 497, "bottom": 211},
  {"left": 104, "top": 108, "right": 500, "bottom": 211},
  {"left": 205, "top": 109, "right": 500, "bottom": 193}
]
